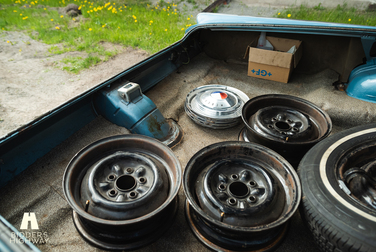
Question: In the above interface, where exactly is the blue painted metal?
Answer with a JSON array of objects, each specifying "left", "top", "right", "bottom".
[
  {"left": 346, "top": 58, "right": 376, "bottom": 103},
  {"left": 0, "top": 215, "right": 41, "bottom": 252},
  {"left": 194, "top": 13, "right": 376, "bottom": 34},
  {"left": 94, "top": 83, "right": 170, "bottom": 139},
  {"left": 0, "top": 97, "right": 96, "bottom": 188}
]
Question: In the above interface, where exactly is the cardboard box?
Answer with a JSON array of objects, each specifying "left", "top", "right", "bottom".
[{"left": 245, "top": 36, "right": 302, "bottom": 83}]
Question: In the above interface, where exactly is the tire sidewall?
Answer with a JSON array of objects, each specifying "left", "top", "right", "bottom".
[{"left": 299, "top": 124, "right": 376, "bottom": 248}]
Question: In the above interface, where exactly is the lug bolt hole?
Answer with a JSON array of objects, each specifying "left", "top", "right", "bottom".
[
  {"left": 126, "top": 168, "right": 133, "bottom": 173},
  {"left": 228, "top": 198, "right": 237, "bottom": 206},
  {"left": 139, "top": 177, "right": 147, "bottom": 184},
  {"left": 218, "top": 184, "right": 226, "bottom": 191},
  {"left": 231, "top": 174, "right": 238, "bottom": 180},
  {"left": 129, "top": 191, "right": 138, "bottom": 199},
  {"left": 272, "top": 117, "right": 277, "bottom": 122},
  {"left": 108, "top": 174, "right": 116, "bottom": 181},
  {"left": 287, "top": 119, "right": 293, "bottom": 123},
  {"left": 108, "top": 189, "right": 117, "bottom": 197},
  {"left": 249, "top": 196, "right": 257, "bottom": 203},
  {"left": 249, "top": 181, "right": 257, "bottom": 187},
  {"left": 292, "top": 127, "right": 298, "bottom": 132},
  {"left": 268, "top": 124, "right": 274, "bottom": 129}
]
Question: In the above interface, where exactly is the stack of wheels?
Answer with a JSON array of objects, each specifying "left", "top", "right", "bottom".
[
  {"left": 62, "top": 135, "right": 181, "bottom": 250},
  {"left": 183, "top": 141, "right": 301, "bottom": 251},
  {"left": 298, "top": 124, "right": 376, "bottom": 252},
  {"left": 239, "top": 94, "right": 332, "bottom": 168}
]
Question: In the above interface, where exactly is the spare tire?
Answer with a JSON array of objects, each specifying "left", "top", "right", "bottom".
[{"left": 298, "top": 124, "right": 376, "bottom": 252}]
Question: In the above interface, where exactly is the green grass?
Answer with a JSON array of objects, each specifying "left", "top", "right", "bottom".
[
  {"left": 276, "top": 3, "right": 376, "bottom": 26},
  {"left": 1, "top": 0, "right": 195, "bottom": 73}
]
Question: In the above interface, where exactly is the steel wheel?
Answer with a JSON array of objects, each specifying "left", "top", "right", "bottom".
[
  {"left": 183, "top": 141, "right": 301, "bottom": 251},
  {"left": 63, "top": 135, "right": 181, "bottom": 250},
  {"left": 239, "top": 94, "right": 332, "bottom": 167}
]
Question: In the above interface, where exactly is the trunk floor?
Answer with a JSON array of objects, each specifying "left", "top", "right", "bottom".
[{"left": 1, "top": 53, "right": 374, "bottom": 251}]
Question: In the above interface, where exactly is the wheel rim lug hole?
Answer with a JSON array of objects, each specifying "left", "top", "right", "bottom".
[
  {"left": 287, "top": 119, "right": 293, "bottom": 123},
  {"left": 108, "top": 174, "right": 116, "bottom": 181},
  {"left": 218, "top": 184, "right": 226, "bottom": 191},
  {"left": 126, "top": 168, "right": 133, "bottom": 173},
  {"left": 108, "top": 189, "right": 117, "bottom": 197},
  {"left": 249, "top": 181, "right": 257, "bottom": 187},
  {"left": 248, "top": 195, "right": 257, "bottom": 203},
  {"left": 268, "top": 124, "right": 274, "bottom": 129},
  {"left": 129, "top": 191, "right": 138, "bottom": 199},
  {"left": 272, "top": 117, "right": 277, "bottom": 122},
  {"left": 228, "top": 198, "right": 237, "bottom": 205},
  {"left": 139, "top": 177, "right": 147, "bottom": 184},
  {"left": 231, "top": 174, "right": 238, "bottom": 180}
]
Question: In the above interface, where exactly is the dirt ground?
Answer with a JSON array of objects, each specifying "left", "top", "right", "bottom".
[{"left": 0, "top": 30, "right": 149, "bottom": 137}]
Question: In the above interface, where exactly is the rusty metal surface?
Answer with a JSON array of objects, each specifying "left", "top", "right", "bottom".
[
  {"left": 62, "top": 134, "right": 182, "bottom": 250},
  {"left": 183, "top": 141, "right": 301, "bottom": 251},
  {"left": 240, "top": 94, "right": 332, "bottom": 167}
]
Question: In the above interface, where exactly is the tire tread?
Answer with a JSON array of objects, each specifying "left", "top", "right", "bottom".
[{"left": 301, "top": 195, "right": 371, "bottom": 252}]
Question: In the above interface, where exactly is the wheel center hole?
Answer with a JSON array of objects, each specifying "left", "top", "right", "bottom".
[
  {"left": 275, "top": 121, "right": 290, "bottom": 131},
  {"left": 229, "top": 181, "right": 249, "bottom": 197},
  {"left": 116, "top": 175, "right": 136, "bottom": 191}
]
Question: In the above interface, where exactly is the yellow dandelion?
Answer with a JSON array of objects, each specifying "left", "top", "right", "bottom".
[
  {"left": 287, "top": 14, "right": 291, "bottom": 18},
  {"left": 181, "top": 28, "right": 184, "bottom": 30},
  {"left": 90, "top": 9, "right": 93, "bottom": 12},
  {"left": 78, "top": 5, "right": 81, "bottom": 10},
  {"left": 60, "top": 15, "right": 63, "bottom": 18},
  {"left": 87, "top": 10, "right": 89, "bottom": 13},
  {"left": 132, "top": 15, "right": 136, "bottom": 19},
  {"left": 13, "top": 10, "right": 17, "bottom": 12},
  {"left": 44, "top": 7, "right": 46, "bottom": 10},
  {"left": 164, "top": 28, "right": 167, "bottom": 31},
  {"left": 102, "top": 24, "right": 106, "bottom": 27},
  {"left": 135, "top": 20, "right": 137, "bottom": 22},
  {"left": 20, "top": 13, "right": 22, "bottom": 16},
  {"left": 7, "top": 40, "right": 10, "bottom": 43},
  {"left": 73, "top": 18, "right": 76, "bottom": 21},
  {"left": 108, "top": 5, "right": 112, "bottom": 10},
  {"left": 149, "top": 32, "right": 152, "bottom": 35},
  {"left": 50, "top": 18, "right": 53, "bottom": 21},
  {"left": 187, "top": 17, "right": 190, "bottom": 20},
  {"left": 22, "top": 16, "right": 28, "bottom": 19},
  {"left": 19, "top": 48, "right": 22, "bottom": 52},
  {"left": 278, "top": 12, "right": 280, "bottom": 15},
  {"left": 348, "top": 18, "right": 351, "bottom": 22},
  {"left": 89, "top": 28, "right": 92, "bottom": 31},
  {"left": 55, "top": 26, "right": 60, "bottom": 29},
  {"left": 118, "top": 26, "right": 120, "bottom": 29}
]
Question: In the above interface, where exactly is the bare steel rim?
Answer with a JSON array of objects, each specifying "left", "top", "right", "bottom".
[
  {"left": 183, "top": 141, "right": 301, "bottom": 251},
  {"left": 240, "top": 94, "right": 332, "bottom": 167},
  {"left": 62, "top": 135, "right": 181, "bottom": 250}
]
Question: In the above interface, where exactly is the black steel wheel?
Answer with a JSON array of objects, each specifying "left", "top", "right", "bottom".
[
  {"left": 183, "top": 141, "right": 301, "bottom": 251},
  {"left": 298, "top": 124, "right": 376, "bottom": 252},
  {"left": 63, "top": 135, "right": 181, "bottom": 251},
  {"left": 239, "top": 94, "right": 332, "bottom": 167}
]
